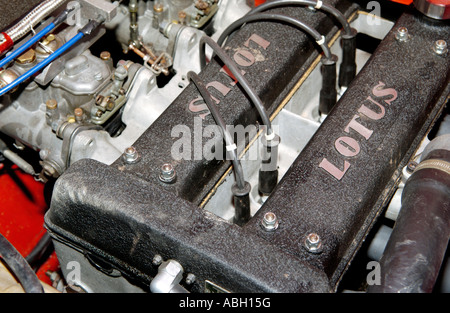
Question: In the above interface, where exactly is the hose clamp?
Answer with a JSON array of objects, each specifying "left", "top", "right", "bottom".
[{"left": 415, "top": 159, "right": 450, "bottom": 176}]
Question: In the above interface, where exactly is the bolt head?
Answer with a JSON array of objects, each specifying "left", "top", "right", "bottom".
[
  {"left": 433, "top": 40, "right": 448, "bottom": 55},
  {"left": 261, "top": 212, "right": 279, "bottom": 232},
  {"left": 304, "top": 233, "right": 323, "bottom": 253},
  {"left": 100, "top": 51, "right": 111, "bottom": 61},
  {"left": 46, "top": 99, "right": 58, "bottom": 110},
  {"left": 114, "top": 66, "right": 128, "bottom": 80},
  {"left": 122, "top": 146, "right": 140, "bottom": 164},
  {"left": 159, "top": 163, "right": 176, "bottom": 183},
  {"left": 152, "top": 254, "right": 163, "bottom": 266},
  {"left": 74, "top": 107, "right": 84, "bottom": 117},
  {"left": 395, "top": 27, "right": 409, "bottom": 42},
  {"left": 406, "top": 161, "right": 418, "bottom": 174},
  {"left": 41, "top": 161, "right": 58, "bottom": 178},
  {"left": 153, "top": 4, "right": 164, "bottom": 12},
  {"left": 186, "top": 273, "right": 196, "bottom": 285},
  {"left": 16, "top": 49, "right": 36, "bottom": 64}
]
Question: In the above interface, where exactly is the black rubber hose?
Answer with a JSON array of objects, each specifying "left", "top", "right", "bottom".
[
  {"left": 368, "top": 145, "right": 450, "bottom": 293},
  {"left": 216, "top": 13, "right": 333, "bottom": 60},
  {"left": 187, "top": 71, "right": 246, "bottom": 190},
  {"left": 248, "top": 0, "right": 353, "bottom": 36},
  {"left": 25, "top": 232, "right": 52, "bottom": 266},
  {"left": 0, "top": 232, "right": 44, "bottom": 293},
  {"left": 200, "top": 35, "right": 273, "bottom": 136}
]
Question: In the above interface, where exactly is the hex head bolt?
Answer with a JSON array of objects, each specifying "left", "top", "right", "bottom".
[
  {"left": 433, "top": 40, "right": 448, "bottom": 55},
  {"left": 304, "top": 233, "right": 323, "bottom": 254},
  {"left": 395, "top": 27, "right": 410, "bottom": 42},
  {"left": 260, "top": 212, "right": 279, "bottom": 232},
  {"left": 159, "top": 163, "right": 176, "bottom": 183},
  {"left": 122, "top": 146, "right": 140, "bottom": 164}
]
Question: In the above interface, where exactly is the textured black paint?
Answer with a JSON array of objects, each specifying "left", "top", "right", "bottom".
[
  {"left": 45, "top": 3, "right": 449, "bottom": 293},
  {"left": 245, "top": 8, "right": 450, "bottom": 287}
]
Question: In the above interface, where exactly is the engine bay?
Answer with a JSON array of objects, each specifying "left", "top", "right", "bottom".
[{"left": 0, "top": 0, "right": 449, "bottom": 294}]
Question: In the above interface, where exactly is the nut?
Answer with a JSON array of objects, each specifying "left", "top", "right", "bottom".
[
  {"left": 260, "top": 212, "right": 279, "bottom": 232},
  {"left": 100, "top": 51, "right": 111, "bottom": 61},
  {"left": 40, "top": 161, "right": 58, "bottom": 178},
  {"left": 46, "top": 99, "right": 58, "bottom": 110},
  {"left": 433, "top": 40, "right": 448, "bottom": 55},
  {"left": 74, "top": 107, "right": 84, "bottom": 122},
  {"left": 186, "top": 273, "right": 196, "bottom": 285},
  {"left": 304, "top": 233, "right": 323, "bottom": 253},
  {"left": 195, "top": 0, "right": 209, "bottom": 10},
  {"left": 153, "top": 4, "right": 164, "bottom": 13},
  {"left": 74, "top": 107, "right": 83, "bottom": 117},
  {"left": 395, "top": 27, "right": 409, "bottom": 42},
  {"left": 122, "top": 146, "right": 140, "bottom": 164},
  {"left": 152, "top": 254, "right": 163, "bottom": 266},
  {"left": 16, "top": 49, "right": 36, "bottom": 64},
  {"left": 105, "top": 97, "right": 115, "bottom": 111},
  {"left": 159, "top": 163, "right": 176, "bottom": 183}
]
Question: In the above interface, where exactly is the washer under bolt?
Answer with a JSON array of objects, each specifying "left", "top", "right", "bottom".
[
  {"left": 433, "top": 40, "right": 448, "bottom": 55},
  {"left": 395, "top": 27, "right": 410, "bottom": 42},
  {"left": 159, "top": 163, "right": 176, "bottom": 183},
  {"left": 261, "top": 212, "right": 279, "bottom": 232},
  {"left": 304, "top": 233, "right": 323, "bottom": 253},
  {"left": 122, "top": 146, "right": 140, "bottom": 164}
]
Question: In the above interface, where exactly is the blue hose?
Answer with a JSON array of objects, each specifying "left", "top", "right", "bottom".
[
  {"left": 0, "top": 31, "right": 84, "bottom": 97},
  {"left": 0, "top": 22, "right": 56, "bottom": 70}
]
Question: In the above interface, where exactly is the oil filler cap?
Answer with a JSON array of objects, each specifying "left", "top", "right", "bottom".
[{"left": 414, "top": 0, "right": 450, "bottom": 20}]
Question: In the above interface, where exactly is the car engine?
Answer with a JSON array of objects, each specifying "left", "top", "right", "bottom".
[{"left": 0, "top": 0, "right": 449, "bottom": 294}]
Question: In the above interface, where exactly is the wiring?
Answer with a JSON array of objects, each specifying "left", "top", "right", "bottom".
[
  {"left": 0, "top": 232, "right": 44, "bottom": 293},
  {"left": 187, "top": 71, "right": 246, "bottom": 190},
  {"left": 199, "top": 35, "right": 274, "bottom": 137},
  {"left": 242, "top": 0, "right": 357, "bottom": 87},
  {"left": 248, "top": 0, "right": 353, "bottom": 36},
  {"left": 216, "top": 13, "right": 333, "bottom": 60}
]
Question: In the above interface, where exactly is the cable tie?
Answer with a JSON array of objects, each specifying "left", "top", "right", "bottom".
[
  {"left": 226, "top": 143, "right": 237, "bottom": 151},
  {"left": 315, "top": 0, "right": 323, "bottom": 9},
  {"left": 316, "top": 35, "right": 326, "bottom": 46}
]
